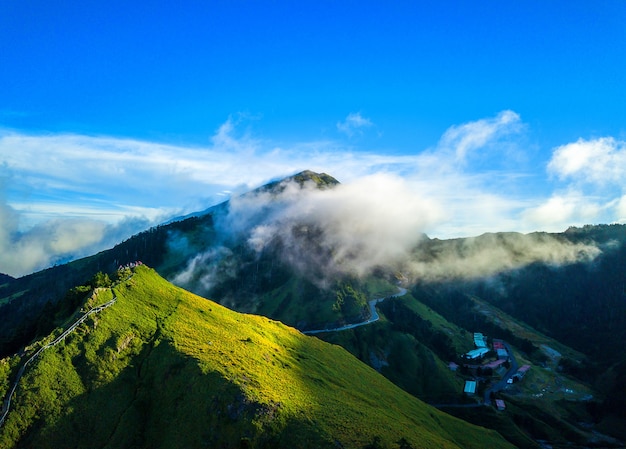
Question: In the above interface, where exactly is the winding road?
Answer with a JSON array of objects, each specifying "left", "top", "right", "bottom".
[
  {"left": 301, "top": 284, "right": 521, "bottom": 411},
  {"left": 0, "top": 293, "right": 118, "bottom": 428},
  {"left": 303, "top": 287, "right": 407, "bottom": 335},
  {"left": 482, "top": 341, "right": 518, "bottom": 405}
]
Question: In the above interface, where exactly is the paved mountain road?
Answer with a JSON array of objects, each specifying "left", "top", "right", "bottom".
[
  {"left": 482, "top": 341, "right": 518, "bottom": 405},
  {"left": 303, "top": 287, "right": 407, "bottom": 335}
]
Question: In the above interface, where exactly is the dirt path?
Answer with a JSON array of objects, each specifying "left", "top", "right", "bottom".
[{"left": 303, "top": 287, "right": 407, "bottom": 335}]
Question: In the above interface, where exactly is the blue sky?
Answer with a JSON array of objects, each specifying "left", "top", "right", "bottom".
[{"left": 1, "top": 1, "right": 626, "bottom": 276}]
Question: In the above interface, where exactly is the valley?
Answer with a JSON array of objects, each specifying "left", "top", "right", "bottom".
[{"left": 303, "top": 287, "right": 408, "bottom": 334}]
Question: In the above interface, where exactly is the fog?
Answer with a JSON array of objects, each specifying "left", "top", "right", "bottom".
[
  {"left": 172, "top": 173, "right": 602, "bottom": 291},
  {"left": 406, "top": 232, "right": 601, "bottom": 282}
]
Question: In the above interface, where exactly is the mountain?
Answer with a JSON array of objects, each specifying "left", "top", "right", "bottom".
[
  {"left": 0, "top": 265, "right": 513, "bottom": 449},
  {"left": 0, "top": 274, "right": 13, "bottom": 285},
  {"left": 0, "top": 170, "right": 342, "bottom": 357},
  {"left": 2, "top": 171, "right": 626, "bottom": 446}
]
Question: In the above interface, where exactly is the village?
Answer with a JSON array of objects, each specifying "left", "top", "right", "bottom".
[{"left": 448, "top": 332, "right": 531, "bottom": 410}]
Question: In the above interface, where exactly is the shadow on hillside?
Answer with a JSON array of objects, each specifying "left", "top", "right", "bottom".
[{"left": 16, "top": 340, "right": 328, "bottom": 449}]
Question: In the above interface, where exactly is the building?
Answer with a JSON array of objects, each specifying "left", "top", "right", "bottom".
[
  {"left": 492, "top": 340, "right": 508, "bottom": 359},
  {"left": 464, "top": 380, "right": 477, "bottom": 395},
  {"left": 507, "top": 365, "right": 531, "bottom": 384},
  {"left": 495, "top": 399, "right": 506, "bottom": 411},
  {"left": 463, "top": 347, "right": 489, "bottom": 361},
  {"left": 496, "top": 348, "right": 509, "bottom": 359},
  {"left": 484, "top": 359, "right": 506, "bottom": 369},
  {"left": 474, "top": 332, "right": 487, "bottom": 348}
]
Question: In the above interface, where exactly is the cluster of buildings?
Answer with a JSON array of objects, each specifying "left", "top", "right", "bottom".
[
  {"left": 456, "top": 332, "right": 531, "bottom": 410},
  {"left": 461, "top": 336, "right": 510, "bottom": 365}
]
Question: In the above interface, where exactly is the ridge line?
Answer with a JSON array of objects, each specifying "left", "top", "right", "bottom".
[{"left": 0, "top": 286, "right": 122, "bottom": 428}]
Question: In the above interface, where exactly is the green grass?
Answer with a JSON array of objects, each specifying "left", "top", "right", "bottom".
[
  {"left": 400, "top": 293, "right": 474, "bottom": 354},
  {"left": 0, "top": 290, "right": 27, "bottom": 307},
  {"left": 362, "top": 277, "right": 398, "bottom": 298},
  {"left": 0, "top": 266, "right": 513, "bottom": 449},
  {"left": 320, "top": 319, "right": 463, "bottom": 403},
  {"left": 257, "top": 277, "right": 340, "bottom": 327},
  {"left": 469, "top": 295, "right": 586, "bottom": 362}
]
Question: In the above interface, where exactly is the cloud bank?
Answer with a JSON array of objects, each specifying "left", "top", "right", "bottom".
[
  {"left": 172, "top": 173, "right": 601, "bottom": 295},
  {"left": 2, "top": 111, "right": 626, "bottom": 276},
  {"left": 225, "top": 173, "right": 440, "bottom": 279},
  {"left": 407, "top": 232, "right": 600, "bottom": 282},
  {"left": 0, "top": 197, "right": 151, "bottom": 276}
]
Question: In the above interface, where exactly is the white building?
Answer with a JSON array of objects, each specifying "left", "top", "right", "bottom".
[
  {"left": 463, "top": 347, "right": 489, "bottom": 360},
  {"left": 473, "top": 332, "right": 487, "bottom": 348}
]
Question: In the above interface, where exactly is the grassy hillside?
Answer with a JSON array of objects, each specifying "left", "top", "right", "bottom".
[
  {"left": 0, "top": 170, "right": 339, "bottom": 359},
  {"left": 320, "top": 292, "right": 465, "bottom": 404},
  {"left": 0, "top": 266, "right": 512, "bottom": 449}
]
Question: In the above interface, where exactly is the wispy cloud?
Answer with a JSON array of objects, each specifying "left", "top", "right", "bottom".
[
  {"left": 2, "top": 111, "right": 626, "bottom": 276},
  {"left": 437, "top": 110, "right": 522, "bottom": 162},
  {"left": 336, "top": 112, "right": 373, "bottom": 137}
]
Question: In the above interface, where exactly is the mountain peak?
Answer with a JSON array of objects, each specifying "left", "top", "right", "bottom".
[
  {"left": 289, "top": 170, "right": 340, "bottom": 187},
  {"left": 257, "top": 170, "right": 339, "bottom": 195}
]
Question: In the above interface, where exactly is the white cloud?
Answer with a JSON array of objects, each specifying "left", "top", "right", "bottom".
[
  {"left": 0, "top": 111, "right": 527, "bottom": 231},
  {"left": 521, "top": 192, "right": 606, "bottom": 230},
  {"left": 336, "top": 112, "right": 373, "bottom": 136},
  {"left": 2, "top": 110, "right": 626, "bottom": 277},
  {"left": 616, "top": 195, "right": 626, "bottom": 222},
  {"left": 437, "top": 110, "right": 522, "bottom": 162},
  {"left": 199, "top": 173, "right": 444, "bottom": 285},
  {"left": 174, "top": 173, "right": 600, "bottom": 291},
  {"left": 548, "top": 137, "right": 626, "bottom": 186},
  {"left": 537, "top": 137, "right": 626, "bottom": 230},
  {"left": 0, "top": 196, "right": 151, "bottom": 276}
]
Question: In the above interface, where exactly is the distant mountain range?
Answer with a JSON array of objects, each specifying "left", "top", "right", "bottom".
[{"left": 1, "top": 170, "right": 625, "bottom": 448}]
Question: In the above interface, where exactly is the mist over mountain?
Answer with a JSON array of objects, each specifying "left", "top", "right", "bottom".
[
  {"left": 2, "top": 171, "right": 626, "bottom": 447},
  {"left": 0, "top": 171, "right": 617, "bottom": 345},
  {"left": 170, "top": 171, "right": 601, "bottom": 298}
]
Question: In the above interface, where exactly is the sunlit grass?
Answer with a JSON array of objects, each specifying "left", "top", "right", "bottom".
[{"left": 0, "top": 266, "right": 514, "bottom": 448}]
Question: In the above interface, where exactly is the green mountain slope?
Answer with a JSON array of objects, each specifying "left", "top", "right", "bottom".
[
  {"left": 0, "top": 266, "right": 512, "bottom": 449},
  {"left": 0, "top": 170, "right": 339, "bottom": 358},
  {"left": 3, "top": 170, "right": 625, "bottom": 446}
]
